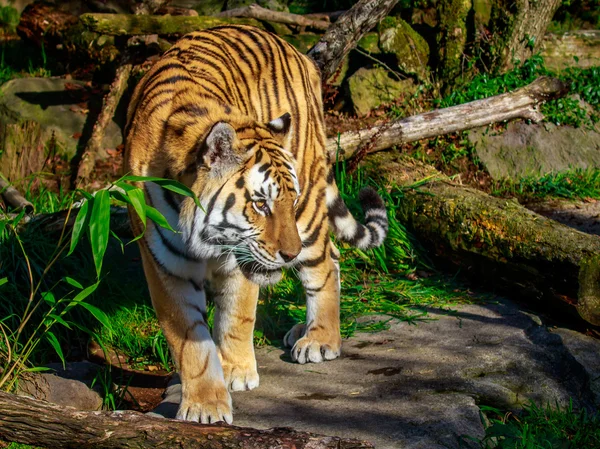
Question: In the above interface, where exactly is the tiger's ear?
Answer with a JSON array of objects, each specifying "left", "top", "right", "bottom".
[
  {"left": 266, "top": 112, "right": 291, "bottom": 136},
  {"left": 200, "top": 122, "right": 240, "bottom": 172}
]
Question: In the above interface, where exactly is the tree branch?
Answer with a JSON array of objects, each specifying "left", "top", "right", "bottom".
[
  {"left": 218, "top": 3, "right": 330, "bottom": 30},
  {"left": 307, "top": 0, "right": 399, "bottom": 81},
  {"left": 326, "top": 77, "right": 568, "bottom": 161}
]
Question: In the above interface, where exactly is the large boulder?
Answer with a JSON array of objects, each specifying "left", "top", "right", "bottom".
[
  {"left": 468, "top": 121, "right": 600, "bottom": 180},
  {"left": 0, "top": 77, "right": 123, "bottom": 160},
  {"left": 346, "top": 67, "right": 417, "bottom": 117},
  {"left": 378, "top": 17, "right": 430, "bottom": 81}
]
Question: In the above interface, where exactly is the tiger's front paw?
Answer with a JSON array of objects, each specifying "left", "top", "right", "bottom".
[
  {"left": 222, "top": 362, "right": 260, "bottom": 392},
  {"left": 176, "top": 384, "right": 233, "bottom": 424},
  {"left": 284, "top": 323, "right": 341, "bottom": 364}
]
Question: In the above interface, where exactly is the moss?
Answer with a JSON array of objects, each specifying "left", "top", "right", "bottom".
[
  {"left": 280, "top": 33, "right": 320, "bottom": 54},
  {"left": 437, "top": 0, "right": 470, "bottom": 84},
  {"left": 378, "top": 17, "right": 430, "bottom": 81},
  {"left": 357, "top": 33, "right": 380, "bottom": 54}
]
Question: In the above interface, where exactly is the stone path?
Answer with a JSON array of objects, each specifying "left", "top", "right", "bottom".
[{"left": 150, "top": 298, "right": 600, "bottom": 448}]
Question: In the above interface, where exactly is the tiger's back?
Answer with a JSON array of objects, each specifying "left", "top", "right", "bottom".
[{"left": 125, "top": 25, "right": 388, "bottom": 425}]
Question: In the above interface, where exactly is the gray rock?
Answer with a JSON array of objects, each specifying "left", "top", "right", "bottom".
[
  {"left": 149, "top": 298, "right": 598, "bottom": 448},
  {"left": 346, "top": 67, "right": 417, "bottom": 117},
  {"left": 378, "top": 17, "right": 430, "bottom": 81},
  {"left": 0, "top": 77, "right": 124, "bottom": 160},
  {"left": 45, "top": 360, "right": 103, "bottom": 386},
  {"left": 17, "top": 371, "right": 103, "bottom": 411},
  {"left": 468, "top": 121, "right": 600, "bottom": 180}
]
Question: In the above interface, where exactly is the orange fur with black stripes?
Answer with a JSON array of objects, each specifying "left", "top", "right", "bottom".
[{"left": 125, "top": 25, "right": 388, "bottom": 424}]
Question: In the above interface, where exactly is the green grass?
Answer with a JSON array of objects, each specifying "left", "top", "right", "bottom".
[
  {"left": 438, "top": 57, "right": 600, "bottom": 128},
  {"left": 476, "top": 401, "right": 600, "bottom": 449},
  {"left": 491, "top": 168, "right": 600, "bottom": 201}
]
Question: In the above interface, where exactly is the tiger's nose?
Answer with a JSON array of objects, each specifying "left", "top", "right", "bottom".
[{"left": 279, "top": 250, "right": 299, "bottom": 263}]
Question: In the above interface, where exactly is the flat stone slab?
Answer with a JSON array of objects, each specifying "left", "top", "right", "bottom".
[
  {"left": 150, "top": 298, "right": 600, "bottom": 448},
  {"left": 468, "top": 122, "right": 600, "bottom": 180}
]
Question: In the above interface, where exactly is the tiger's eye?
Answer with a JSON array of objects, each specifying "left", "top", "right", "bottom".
[{"left": 255, "top": 200, "right": 266, "bottom": 209}]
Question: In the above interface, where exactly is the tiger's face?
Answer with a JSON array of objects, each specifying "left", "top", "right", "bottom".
[{"left": 180, "top": 113, "right": 302, "bottom": 285}]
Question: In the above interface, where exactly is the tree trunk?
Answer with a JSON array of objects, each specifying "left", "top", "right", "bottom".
[
  {"left": 369, "top": 152, "right": 600, "bottom": 326},
  {"left": 0, "top": 391, "right": 373, "bottom": 449},
  {"left": 325, "top": 76, "right": 567, "bottom": 162},
  {"left": 436, "top": 0, "right": 471, "bottom": 87},
  {"left": 307, "top": 0, "right": 399, "bottom": 82},
  {"left": 489, "top": 0, "right": 562, "bottom": 72},
  {"left": 74, "top": 56, "right": 134, "bottom": 186}
]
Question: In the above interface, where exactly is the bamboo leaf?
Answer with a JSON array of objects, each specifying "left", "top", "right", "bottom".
[
  {"left": 0, "top": 278, "right": 7, "bottom": 287},
  {"left": 41, "top": 291, "right": 56, "bottom": 305},
  {"left": 68, "top": 199, "right": 90, "bottom": 256},
  {"left": 146, "top": 206, "right": 176, "bottom": 232},
  {"left": 63, "top": 277, "right": 83, "bottom": 289},
  {"left": 121, "top": 175, "right": 202, "bottom": 209},
  {"left": 45, "top": 331, "right": 65, "bottom": 367},
  {"left": 88, "top": 190, "right": 111, "bottom": 277},
  {"left": 78, "top": 302, "right": 113, "bottom": 334}
]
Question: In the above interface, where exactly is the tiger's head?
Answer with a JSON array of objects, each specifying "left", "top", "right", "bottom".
[{"left": 180, "top": 113, "right": 302, "bottom": 285}]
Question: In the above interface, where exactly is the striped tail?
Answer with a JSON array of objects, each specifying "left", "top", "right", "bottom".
[{"left": 326, "top": 184, "right": 389, "bottom": 250}]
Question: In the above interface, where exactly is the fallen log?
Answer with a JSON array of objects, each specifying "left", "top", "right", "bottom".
[
  {"left": 0, "top": 391, "right": 373, "bottom": 449},
  {"left": 369, "top": 152, "right": 600, "bottom": 326},
  {"left": 78, "top": 12, "right": 263, "bottom": 35},
  {"left": 0, "top": 178, "right": 33, "bottom": 214},
  {"left": 325, "top": 76, "right": 568, "bottom": 162},
  {"left": 218, "top": 3, "right": 330, "bottom": 30}
]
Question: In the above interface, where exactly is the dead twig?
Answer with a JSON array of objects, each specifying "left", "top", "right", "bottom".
[{"left": 218, "top": 3, "right": 330, "bottom": 31}]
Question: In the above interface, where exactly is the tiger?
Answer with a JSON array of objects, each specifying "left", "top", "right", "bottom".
[{"left": 124, "top": 25, "right": 388, "bottom": 424}]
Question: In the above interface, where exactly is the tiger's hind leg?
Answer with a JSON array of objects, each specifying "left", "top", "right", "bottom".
[
  {"left": 284, "top": 241, "right": 342, "bottom": 364},
  {"left": 211, "top": 269, "right": 260, "bottom": 392}
]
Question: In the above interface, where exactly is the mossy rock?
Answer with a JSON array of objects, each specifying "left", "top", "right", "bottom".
[
  {"left": 378, "top": 17, "right": 430, "bottom": 81},
  {"left": 357, "top": 33, "right": 380, "bottom": 54},
  {"left": 281, "top": 33, "right": 320, "bottom": 54},
  {"left": 346, "top": 67, "right": 417, "bottom": 117},
  {"left": 473, "top": 0, "right": 492, "bottom": 27},
  {"left": 0, "top": 78, "right": 123, "bottom": 160}
]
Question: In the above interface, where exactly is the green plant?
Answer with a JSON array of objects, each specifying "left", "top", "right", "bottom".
[
  {"left": 91, "top": 365, "right": 133, "bottom": 410},
  {"left": 0, "top": 175, "right": 200, "bottom": 389},
  {"left": 477, "top": 401, "right": 600, "bottom": 448},
  {"left": 0, "top": 6, "right": 19, "bottom": 35},
  {"left": 491, "top": 168, "right": 600, "bottom": 201},
  {"left": 438, "top": 56, "right": 600, "bottom": 128}
]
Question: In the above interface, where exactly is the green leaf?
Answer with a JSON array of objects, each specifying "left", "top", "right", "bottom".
[
  {"left": 78, "top": 302, "right": 113, "bottom": 334},
  {"left": 45, "top": 331, "right": 65, "bottom": 366},
  {"left": 127, "top": 187, "right": 147, "bottom": 243},
  {"left": 122, "top": 175, "right": 202, "bottom": 209},
  {"left": 23, "top": 366, "right": 51, "bottom": 373},
  {"left": 146, "top": 205, "right": 176, "bottom": 232},
  {"left": 68, "top": 199, "right": 90, "bottom": 256},
  {"left": 63, "top": 277, "right": 83, "bottom": 289},
  {"left": 41, "top": 291, "right": 56, "bottom": 305},
  {"left": 48, "top": 314, "right": 72, "bottom": 329},
  {"left": 72, "top": 281, "right": 100, "bottom": 304},
  {"left": 0, "top": 278, "right": 7, "bottom": 287},
  {"left": 88, "top": 190, "right": 111, "bottom": 277}
]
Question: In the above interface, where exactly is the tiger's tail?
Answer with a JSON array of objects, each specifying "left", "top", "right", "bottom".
[{"left": 326, "top": 179, "right": 389, "bottom": 250}]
